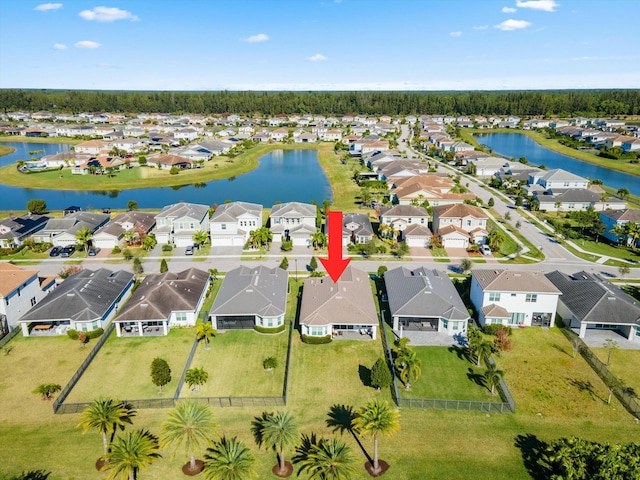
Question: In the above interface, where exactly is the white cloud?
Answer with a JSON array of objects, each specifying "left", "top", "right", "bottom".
[
  {"left": 495, "top": 19, "right": 531, "bottom": 30},
  {"left": 308, "top": 53, "right": 327, "bottom": 62},
  {"left": 472, "top": 25, "right": 489, "bottom": 30},
  {"left": 449, "top": 31, "right": 462, "bottom": 37},
  {"left": 34, "top": 3, "right": 62, "bottom": 11},
  {"left": 516, "top": 0, "right": 559, "bottom": 12},
  {"left": 244, "top": 33, "right": 269, "bottom": 43},
  {"left": 78, "top": 6, "right": 138, "bottom": 22},
  {"left": 75, "top": 40, "right": 101, "bottom": 49},
  {"left": 53, "top": 43, "right": 67, "bottom": 50},
  {"left": 502, "top": 6, "right": 517, "bottom": 12}
]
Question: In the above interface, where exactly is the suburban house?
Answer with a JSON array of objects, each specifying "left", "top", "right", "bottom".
[
  {"left": 431, "top": 204, "right": 488, "bottom": 248},
  {"left": 600, "top": 209, "right": 640, "bottom": 245},
  {"left": 146, "top": 153, "right": 194, "bottom": 170},
  {"left": 210, "top": 202, "right": 262, "bottom": 247},
  {"left": 33, "top": 212, "right": 110, "bottom": 247},
  {"left": 209, "top": 266, "right": 288, "bottom": 331},
  {"left": 154, "top": 202, "right": 209, "bottom": 247},
  {"left": 470, "top": 269, "right": 561, "bottom": 328},
  {"left": 299, "top": 265, "right": 378, "bottom": 340},
  {"left": 74, "top": 140, "right": 109, "bottom": 155},
  {"left": 378, "top": 205, "right": 430, "bottom": 245},
  {"left": 18, "top": 268, "right": 134, "bottom": 337},
  {"left": 0, "top": 214, "right": 49, "bottom": 248},
  {"left": 168, "top": 144, "right": 212, "bottom": 161},
  {"left": 389, "top": 175, "right": 475, "bottom": 206},
  {"left": 0, "top": 263, "right": 56, "bottom": 330},
  {"left": 92, "top": 211, "right": 157, "bottom": 250},
  {"left": 528, "top": 169, "right": 589, "bottom": 190},
  {"left": 534, "top": 189, "right": 626, "bottom": 212},
  {"left": 384, "top": 266, "right": 469, "bottom": 336},
  {"left": 546, "top": 270, "right": 640, "bottom": 342},
  {"left": 110, "top": 138, "right": 147, "bottom": 153},
  {"left": 342, "top": 213, "right": 374, "bottom": 245},
  {"left": 113, "top": 268, "right": 208, "bottom": 337},
  {"left": 39, "top": 151, "right": 91, "bottom": 168},
  {"left": 269, "top": 202, "right": 317, "bottom": 246}
]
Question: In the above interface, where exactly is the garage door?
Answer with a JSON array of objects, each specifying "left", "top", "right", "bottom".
[
  {"left": 94, "top": 238, "right": 117, "bottom": 249},
  {"left": 174, "top": 236, "right": 193, "bottom": 247},
  {"left": 217, "top": 316, "right": 255, "bottom": 330},
  {"left": 444, "top": 237, "right": 466, "bottom": 248},
  {"left": 406, "top": 237, "right": 427, "bottom": 247}
]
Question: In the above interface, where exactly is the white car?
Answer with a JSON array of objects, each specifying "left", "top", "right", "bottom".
[{"left": 480, "top": 245, "right": 492, "bottom": 256}]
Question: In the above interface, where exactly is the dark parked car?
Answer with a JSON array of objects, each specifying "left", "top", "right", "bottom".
[
  {"left": 88, "top": 247, "right": 101, "bottom": 256},
  {"left": 49, "top": 246, "right": 61, "bottom": 257},
  {"left": 60, "top": 246, "right": 76, "bottom": 257}
]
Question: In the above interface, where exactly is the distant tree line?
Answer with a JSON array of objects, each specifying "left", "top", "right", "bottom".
[{"left": 1, "top": 89, "right": 639, "bottom": 116}]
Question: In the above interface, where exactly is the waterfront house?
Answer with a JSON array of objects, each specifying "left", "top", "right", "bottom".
[
  {"left": 210, "top": 202, "right": 262, "bottom": 247},
  {"left": 269, "top": 202, "right": 317, "bottom": 246},
  {"left": 154, "top": 202, "right": 209, "bottom": 247}
]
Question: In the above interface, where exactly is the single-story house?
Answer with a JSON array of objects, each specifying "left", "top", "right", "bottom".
[
  {"left": 113, "top": 268, "right": 209, "bottom": 337},
  {"left": 18, "top": 268, "right": 134, "bottom": 336},
  {"left": 600, "top": 209, "right": 640, "bottom": 245},
  {"left": 209, "top": 266, "right": 288, "bottom": 330},
  {"left": 546, "top": 270, "right": 640, "bottom": 342},
  {"left": 470, "top": 269, "right": 561, "bottom": 328},
  {"left": 384, "top": 266, "right": 469, "bottom": 336},
  {"left": 33, "top": 212, "right": 110, "bottom": 247},
  {"left": 0, "top": 214, "right": 49, "bottom": 248},
  {"left": 299, "top": 266, "right": 378, "bottom": 340},
  {"left": 342, "top": 213, "right": 374, "bottom": 245}
]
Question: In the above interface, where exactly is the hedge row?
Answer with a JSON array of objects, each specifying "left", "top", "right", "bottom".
[
  {"left": 254, "top": 324, "right": 286, "bottom": 335},
  {"left": 301, "top": 334, "right": 332, "bottom": 344}
]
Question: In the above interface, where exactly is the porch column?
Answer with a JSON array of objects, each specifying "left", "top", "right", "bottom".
[
  {"left": 20, "top": 323, "right": 29, "bottom": 337},
  {"left": 579, "top": 322, "right": 587, "bottom": 339},
  {"left": 137, "top": 321, "right": 144, "bottom": 336},
  {"left": 162, "top": 321, "right": 168, "bottom": 336},
  {"left": 371, "top": 325, "right": 377, "bottom": 340},
  {"left": 115, "top": 323, "right": 122, "bottom": 337}
]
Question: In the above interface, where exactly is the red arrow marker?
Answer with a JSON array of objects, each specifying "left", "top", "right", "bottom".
[{"left": 319, "top": 210, "right": 351, "bottom": 283}]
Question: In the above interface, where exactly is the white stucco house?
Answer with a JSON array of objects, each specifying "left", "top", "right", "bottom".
[
  {"left": 210, "top": 202, "right": 263, "bottom": 247},
  {"left": 154, "top": 202, "right": 210, "bottom": 247},
  {"left": 269, "top": 202, "right": 317, "bottom": 246}
]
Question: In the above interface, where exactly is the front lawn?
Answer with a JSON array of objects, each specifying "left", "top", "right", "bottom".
[
  {"left": 573, "top": 237, "right": 640, "bottom": 262},
  {"left": 495, "top": 327, "right": 629, "bottom": 422},
  {"left": 399, "top": 346, "right": 497, "bottom": 401},
  {"left": 65, "top": 328, "right": 195, "bottom": 401}
]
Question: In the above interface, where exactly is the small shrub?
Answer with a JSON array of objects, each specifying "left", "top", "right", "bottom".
[
  {"left": 377, "top": 265, "right": 388, "bottom": 278},
  {"left": 483, "top": 324, "right": 512, "bottom": 336},
  {"left": 280, "top": 240, "right": 293, "bottom": 251},
  {"left": 263, "top": 356, "right": 278, "bottom": 370},
  {"left": 254, "top": 324, "right": 286, "bottom": 334},
  {"left": 122, "top": 248, "right": 133, "bottom": 260},
  {"left": 66, "top": 329, "right": 79, "bottom": 340},
  {"left": 162, "top": 244, "right": 173, "bottom": 252},
  {"left": 86, "top": 327, "right": 104, "bottom": 339},
  {"left": 494, "top": 329, "right": 514, "bottom": 353},
  {"left": 112, "top": 246, "right": 121, "bottom": 254},
  {"left": 301, "top": 334, "right": 332, "bottom": 344},
  {"left": 169, "top": 166, "right": 180, "bottom": 175}
]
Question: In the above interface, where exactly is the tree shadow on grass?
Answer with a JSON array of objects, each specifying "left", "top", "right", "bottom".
[
  {"left": 326, "top": 404, "right": 372, "bottom": 464},
  {"left": 514, "top": 434, "right": 552, "bottom": 480},
  {"left": 567, "top": 378, "right": 605, "bottom": 403},
  {"left": 466, "top": 367, "right": 487, "bottom": 388},
  {"left": 9, "top": 472, "right": 51, "bottom": 480},
  {"left": 358, "top": 364, "right": 371, "bottom": 388},
  {"left": 448, "top": 345, "right": 473, "bottom": 363}
]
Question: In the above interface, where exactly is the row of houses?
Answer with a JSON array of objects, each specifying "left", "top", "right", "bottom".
[{"left": 6, "top": 259, "right": 640, "bottom": 347}]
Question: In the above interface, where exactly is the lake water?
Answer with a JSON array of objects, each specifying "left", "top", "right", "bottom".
[
  {"left": 0, "top": 144, "right": 332, "bottom": 210},
  {"left": 475, "top": 133, "right": 640, "bottom": 197}
]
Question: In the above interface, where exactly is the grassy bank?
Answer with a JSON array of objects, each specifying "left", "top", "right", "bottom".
[
  {"left": 461, "top": 128, "right": 640, "bottom": 177},
  {"left": 315, "top": 144, "right": 361, "bottom": 211},
  {"left": 0, "top": 145, "right": 15, "bottom": 156},
  {"left": 0, "top": 135, "right": 82, "bottom": 145}
]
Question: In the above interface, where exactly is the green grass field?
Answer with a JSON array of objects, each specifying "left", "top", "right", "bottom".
[
  {"left": 399, "top": 346, "right": 497, "bottom": 401},
  {"left": 591, "top": 347, "right": 640, "bottom": 395},
  {"left": 185, "top": 329, "right": 289, "bottom": 397},
  {"left": 65, "top": 328, "right": 195, "bottom": 401}
]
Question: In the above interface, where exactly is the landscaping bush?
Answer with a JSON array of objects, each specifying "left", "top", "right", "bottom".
[
  {"left": 169, "top": 166, "right": 180, "bottom": 175},
  {"left": 301, "top": 334, "right": 332, "bottom": 344},
  {"left": 254, "top": 324, "right": 286, "bottom": 335},
  {"left": 483, "top": 324, "right": 513, "bottom": 336},
  {"left": 112, "top": 246, "right": 121, "bottom": 254},
  {"left": 162, "top": 244, "right": 173, "bottom": 252},
  {"left": 493, "top": 329, "right": 514, "bottom": 353},
  {"left": 31, "top": 242, "right": 52, "bottom": 253},
  {"left": 66, "top": 329, "right": 79, "bottom": 340},
  {"left": 262, "top": 356, "right": 278, "bottom": 370},
  {"left": 86, "top": 327, "right": 105, "bottom": 340},
  {"left": 280, "top": 240, "right": 293, "bottom": 251}
]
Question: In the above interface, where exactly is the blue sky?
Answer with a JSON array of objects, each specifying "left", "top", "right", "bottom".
[{"left": 1, "top": 0, "right": 639, "bottom": 91}]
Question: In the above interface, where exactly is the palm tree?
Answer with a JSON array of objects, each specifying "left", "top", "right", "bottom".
[
  {"left": 293, "top": 435, "right": 357, "bottom": 480},
  {"left": 160, "top": 399, "right": 218, "bottom": 474},
  {"left": 122, "top": 230, "right": 137, "bottom": 246},
  {"left": 76, "top": 225, "right": 93, "bottom": 254},
  {"left": 484, "top": 363, "right": 505, "bottom": 395},
  {"left": 554, "top": 201, "right": 562, "bottom": 217},
  {"left": 476, "top": 340, "right": 493, "bottom": 367},
  {"left": 142, "top": 235, "right": 157, "bottom": 251},
  {"left": 311, "top": 230, "right": 326, "bottom": 249},
  {"left": 185, "top": 367, "right": 209, "bottom": 392},
  {"left": 394, "top": 347, "right": 422, "bottom": 390},
  {"left": 625, "top": 222, "right": 640, "bottom": 249},
  {"left": 203, "top": 436, "right": 257, "bottom": 480},
  {"left": 487, "top": 230, "right": 504, "bottom": 252},
  {"left": 600, "top": 193, "right": 611, "bottom": 211},
  {"left": 77, "top": 397, "right": 136, "bottom": 459},
  {"left": 352, "top": 399, "right": 400, "bottom": 476},
  {"left": 617, "top": 187, "right": 630, "bottom": 200},
  {"left": 196, "top": 320, "right": 215, "bottom": 350},
  {"left": 252, "top": 410, "right": 299, "bottom": 477},
  {"left": 193, "top": 230, "right": 209, "bottom": 247},
  {"left": 33, "top": 383, "right": 61, "bottom": 400},
  {"left": 101, "top": 429, "right": 161, "bottom": 480},
  {"left": 248, "top": 227, "right": 272, "bottom": 249}
]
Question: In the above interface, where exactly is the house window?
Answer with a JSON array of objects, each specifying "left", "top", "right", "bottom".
[
  {"left": 310, "top": 326, "right": 325, "bottom": 336},
  {"left": 175, "top": 312, "right": 187, "bottom": 322},
  {"left": 466, "top": 220, "right": 472, "bottom": 226},
  {"left": 408, "top": 218, "right": 412, "bottom": 223},
  {"left": 274, "top": 218, "right": 280, "bottom": 224},
  {"left": 267, "top": 318, "right": 273, "bottom": 327},
  {"left": 190, "top": 223, "right": 195, "bottom": 229},
  {"left": 442, "top": 319, "right": 448, "bottom": 329},
  {"left": 568, "top": 203, "right": 575, "bottom": 209},
  {"left": 30, "top": 297, "right": 37, "bottom": 307},
  {"left": 421, "top": 218, "right": 425, "bottom": 224},
  {"left": 489, "top": 292, "right": 500, "bottom": 302},
  {"left": 509, "top": 312, "right": 525, "bottom": 325},
  {"left": 526, "top": 294, "right": 538, "bottom": 303},
  {"left": 221, "top": 224, "right": 226, "bottom": 230},
  {"left": 563, "top": 182, "right": 570, "bottom": 187}
]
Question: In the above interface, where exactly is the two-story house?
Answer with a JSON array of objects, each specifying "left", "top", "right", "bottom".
[
  {"left": 470, "top": 269, "right": 561, "bottom": 328},
  {"left": 432, "top": 204, "right": 488, "bottom": 248},
  {"left": 269, "top": 202, "right": 317, "bottom": 246},
  {"left": 154, "top": 202, "right": 210, "bottom": 247},
  {"left": 210, "top": 202, "right": 262, "bottom": 247},
  {"left": 600, "top": 209, "right": 640, "bottom": 246},
  {"left": 378, "top": 205, "right": 431, "bottom": 246}
]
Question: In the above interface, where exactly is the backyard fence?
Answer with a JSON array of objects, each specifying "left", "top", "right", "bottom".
[
  {"left": 380, "top": 312, "right": 401, "bottom": 406},
  {"left": 174, "top": 335, "right": 200, "bottom": 399},
  {"left": 559, "top": 327, "right": 640, "bottom": 419},
  {"left": 190, "top": 396, "right": 285, "bottom": 408},
  {"left": 53, "top": 323, "right": 115, "bottom": 414},
  {"left": 0, "top": 326, "right": 19, "bottom": 350},
  {"left": 282, "top": 318, "right": 295, "bottom": 405}
]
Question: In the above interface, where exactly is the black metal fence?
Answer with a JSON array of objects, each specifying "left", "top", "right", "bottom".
[
  {"left": 53, "top": 323, "right": 115, "bottom": 414},
  {"left": 559, "top": 327, "right": 640, "bottom": 419},
  {"left": 379, "top": 312, "right": 401, "bottom": 405},
  {"left": 0, "top": 326, "right": 19, "bottom": 349},
  {"left": 282, "top": 317, "right": 294, "bottom": 405},
  {"left": 174, "top": 335, "right": 200, "bottom": 399}
]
